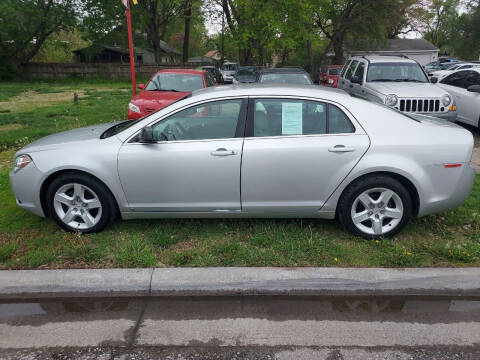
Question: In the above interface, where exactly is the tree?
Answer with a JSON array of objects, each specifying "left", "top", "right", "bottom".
[
  {"left": 182, "top": 0, "right": 193, "bottom": 62},
  {"left": 0, "top": 0, "right": 78, "bottom": 67},
  {"left": 420, "top": 0, "right": 460, "bottom": 50}
]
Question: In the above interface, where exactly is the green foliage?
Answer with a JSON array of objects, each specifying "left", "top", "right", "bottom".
[{"left": 0, "top": 0, "right": 78, "bottom": 66}]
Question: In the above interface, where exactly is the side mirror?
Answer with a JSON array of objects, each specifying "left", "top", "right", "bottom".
[
  {"left": 430, "top": 77, "right": 438, "bottom": 84},
  {"left": 468, "top": 84, "right": 480, "bottom": 93},
  {"left": 138, "top": 83, "right": 145, "bottom": 90},
  {"left": 138, "top": 126, "right": 154, "bottom": 143},
  {"left": 351, "top": 75, "right": 362, "bottom": 85}
]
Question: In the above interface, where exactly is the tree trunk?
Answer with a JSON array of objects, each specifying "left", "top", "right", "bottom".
[
  {"left": 332, "top": 36, "right": 345, "bottom": 64},
  {"left": 182, "top": 0, "right": 192, "bottom": 63},
  {"left": 306, "top": 39, "right": 314, "bottom": 74}
]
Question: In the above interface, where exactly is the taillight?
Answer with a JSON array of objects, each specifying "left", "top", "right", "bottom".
[{"left": 444, "top": 163, "right": 462, "bottom": 168}]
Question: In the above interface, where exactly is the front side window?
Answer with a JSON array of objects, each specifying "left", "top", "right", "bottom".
[
  {"left": 345, "top": 60, "right": 358, "bottom": 80},
  {"left": 366, "top": 62, "right": 428, "bottom": 83},
  {"left": 146, "top": 73, "right": 205, "bottom": 92},
  {"left": 152, "top": 100, "right": 243, "bottom": 142},
  {"left": 253, "top": 99, "right": 354, "bottom": 137},
  {"left": 354, "top": 62, "right": 365, "bottom": 79},
  {"left": 441, "top": 71, "right": 469, "bottom": 88},
  {"left": 328, "top": 67, "right": 342, "bottom": 76},
  {"left": 341, "top": 60, "right": 352, "bottom": 78}
]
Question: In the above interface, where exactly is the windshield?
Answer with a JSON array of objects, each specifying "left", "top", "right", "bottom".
[
  {"left": 328, "top": 68, "right": 342, "bottom": 75},
  {"left": 145, "top": 73, "right": 204, "bottom": 92},
  {"left": 259, "top": 73, "right": 312, "bottom": 85},
  {"left": 222, "top": 64, "right": 238, "bottom": 71},
  {"left": 367, "top": 62, "right": 428, "bottom": 83}
]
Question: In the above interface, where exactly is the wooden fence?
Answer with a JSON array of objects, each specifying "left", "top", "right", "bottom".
[{"left": 20, "top": 62, "right": 212, "bottom": 79}]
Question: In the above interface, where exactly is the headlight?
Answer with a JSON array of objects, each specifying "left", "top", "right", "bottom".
[
  {"left": 328, "top": 79, "right": 334, "bottom": 84},
  {"left": 13, "top": 154, "right": 32, "bottom": 173},
  {"left": 441, "top": 94, "right": 452, "bottom": 106},
  {"left": 232, "top": 78, "right": 239, "bottom": 84},
  {"left": 128, "top": 102, "right": 141, "bottom": 114},
  {"left": 384, "top": 94, "right": 398, "bottom": 106}
]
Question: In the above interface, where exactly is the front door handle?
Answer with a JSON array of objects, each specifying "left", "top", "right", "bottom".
[
  {"left": 211, "top": 148, "right": 236, "bottom": 156},
  {"left": 329, "top": 145, "right": 355, "bottom": 153}
]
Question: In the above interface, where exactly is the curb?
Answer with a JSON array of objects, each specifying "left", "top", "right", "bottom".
[{"left": 1, "top": 267, "right": 480, "bottom": 300}]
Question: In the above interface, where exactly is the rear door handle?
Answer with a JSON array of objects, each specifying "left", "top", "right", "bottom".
[
  {"left": 211, "top": 148, "right": 236, "bottom": 156},
  {"left": 328, "top": 145, "right": 355, "bottom": 153}
]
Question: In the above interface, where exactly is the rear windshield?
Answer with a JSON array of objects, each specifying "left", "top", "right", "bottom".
[
  {"left": 259, "top": 73, "right": 312, "bottom": 85},
  {"left": 146, "top": 73, "right": 204, "bottom": 92}
]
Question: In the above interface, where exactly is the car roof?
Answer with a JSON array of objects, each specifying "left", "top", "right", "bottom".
[
  {"left": 190, "top": 83, "right": 345, "bottom": 101},
  {"left": 155, "top": 69, "right": 205, "bottom": 75},
  {"left": 350, "top": 55, "right": 416, "bottom": 64}
]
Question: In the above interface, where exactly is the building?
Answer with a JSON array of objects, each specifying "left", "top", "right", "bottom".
[
  {"left": 205, "top": 50, "right": 222, "bottom": 61},
  {"left": 345, "top": 39, "right": 439, "bottom": 65},
  {"left": 73, "top": 41, "right": 180, "bottom": 64},
  {"left": 187, "top": 56, "right": 215, "bottom": 64}
]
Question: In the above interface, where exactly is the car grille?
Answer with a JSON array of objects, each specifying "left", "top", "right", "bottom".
[{"left": 398, "top": 99, "right": 441, "bottom": 113}]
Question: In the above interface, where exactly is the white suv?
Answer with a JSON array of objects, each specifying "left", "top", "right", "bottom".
[{"left": 338, "top": 55, "right": 456, "bottom": 121}]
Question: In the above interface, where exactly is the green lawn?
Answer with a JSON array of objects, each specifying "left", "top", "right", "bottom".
[{"left": 0, "top": 80, "right": 479, "bottom": 269}]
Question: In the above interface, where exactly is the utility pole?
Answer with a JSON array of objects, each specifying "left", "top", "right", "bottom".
[
  {"left": 221, "top": 6, "right": 225, "bottom": 66},
  {"left": 124, "top": 0, "right": 137, "bottom": 95}
]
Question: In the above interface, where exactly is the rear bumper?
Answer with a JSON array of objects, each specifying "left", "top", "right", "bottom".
[{"left": 418, "top": 163, "right": 475, "bottom": 217}]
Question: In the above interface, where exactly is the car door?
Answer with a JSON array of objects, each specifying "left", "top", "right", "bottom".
[
  {"left": 338, "top": 60, "right": 352, "bottom": 91},
  {"left": 440, "top": 71, "right": 480, "bottom": 126},
  {"left": 342, "top": 60, "right": 359, "bottom": 95},
  {"left": 118, "top": 99, "right": 247, "bottom": 212},
  {"left": 241, "top": 97, "right": 370, "bottom": 214}
]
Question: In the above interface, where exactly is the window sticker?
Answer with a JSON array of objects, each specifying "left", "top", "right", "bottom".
[{"left": 282, "top": 102, "right": 303, "bottom": 135}]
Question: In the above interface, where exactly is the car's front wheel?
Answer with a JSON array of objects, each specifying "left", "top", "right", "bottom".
[
  {"left": 46, "top": 173, "right": 116, "bottom": 233},
  {"left": 338, "top": 175, "right": 413, "bottom": 239}
]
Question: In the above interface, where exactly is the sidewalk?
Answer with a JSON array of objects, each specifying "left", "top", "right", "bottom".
[{"left": 1, "top": 267, "right": 480, "bottom": 300}]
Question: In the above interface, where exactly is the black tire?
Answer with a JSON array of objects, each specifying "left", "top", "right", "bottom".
[
  {"left": 337, "top": 175, "right": 413, "bottom": 239},
  {"left": 46, "top": 172, "right": 117, "bottom": 233}
]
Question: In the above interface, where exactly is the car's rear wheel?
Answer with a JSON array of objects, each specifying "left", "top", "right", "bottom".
[
  {"left": 46, "top": 173, "right": 116, "bottom": 233},
  {"left": 338, "top": 175, "right": 413, "bottom": 239}
]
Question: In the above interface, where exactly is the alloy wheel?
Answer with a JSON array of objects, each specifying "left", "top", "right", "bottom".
[
  {"left": 53, "top": 183, "right": 102, "bottom": 230},
  {"left": 350, "top": 187, "right": 404, "bottom": 236}
]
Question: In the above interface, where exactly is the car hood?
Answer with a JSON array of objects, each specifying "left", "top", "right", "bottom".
[
  {"left": 366, "top": 82, "right": 448, "bottom": 97},
  {"left": 131, "top": 90, "right": 190, "bottom": 109},
  {"left": 19, "top": 122, "right": 116, "bottom": 153}
]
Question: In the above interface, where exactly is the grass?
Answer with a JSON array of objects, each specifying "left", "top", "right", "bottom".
[{"left": 0, "top": 79, "right": 479, "bottom": 269}]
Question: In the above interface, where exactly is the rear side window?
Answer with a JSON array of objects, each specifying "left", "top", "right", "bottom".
[
  {"left": 345, "top": 61, "right": 358, "bottom": 80},
  {"left": 252, "top": 99, "right": 354, "bottom": 137}
]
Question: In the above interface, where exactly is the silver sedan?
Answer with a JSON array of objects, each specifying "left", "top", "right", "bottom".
[{"left": 9, "top": 85, "right": 475, "bottom": 239}]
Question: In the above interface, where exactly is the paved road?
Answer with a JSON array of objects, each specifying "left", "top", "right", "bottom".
[{"left": 1, "top": 296, "right": 480, "bottom": 359}]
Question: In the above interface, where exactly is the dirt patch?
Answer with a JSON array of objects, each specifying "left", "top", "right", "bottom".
[
  {"left": 0, "top": 90, "right": 87, "bottom": 112},
  {"left": 0, "top": 123, "right": 23, "bottom": 132}
]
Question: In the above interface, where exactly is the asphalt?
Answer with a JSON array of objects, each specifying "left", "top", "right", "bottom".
[{"left": 2, "top": 267, "right": 480, "bottom": 300}]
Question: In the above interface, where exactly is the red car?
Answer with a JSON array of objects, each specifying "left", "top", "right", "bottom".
[
  {"left": 127, "top": 69, "right": 216, "bottom": 120},
  {"left": 323, "top": 65, "right": 343, "bottom": 88}
]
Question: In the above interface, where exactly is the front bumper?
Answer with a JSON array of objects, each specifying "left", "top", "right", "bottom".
[
  {"left": 127, "top": 109, "right": 144, "bottom": 120},
  {"left": 9, "top": 161, "right": 46, "bottom": 217}
]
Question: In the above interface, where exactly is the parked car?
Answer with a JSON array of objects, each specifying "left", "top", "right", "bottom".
[
  {"left": 430, "top": 63, "right": 480, "bottom": 80},
  {"left": 127, "top": 69, "right": 216, "bottom": 120},
  {"left": 232, "top": 66, "right": 258, "bottom": 83},
  {"left": 338, "top": 55, "right": 456, "bottom": 121},
  {"left": 221, "top": 62, "right": 239, "bottom": 83},
  {"left": 322, "top": 65, "right": 343, "bottom": 87},
  {"left": 257, "top": 68, "right": 313, "bottom": 85},
  {"left": 198, "top": 66, "right": 224, "bottom": 84},
  {"left": 10, "top": 85, "right": 474, "bottom": 238},
  {"left": 436, "top": 68, "right": 480, "bottom": 127}
]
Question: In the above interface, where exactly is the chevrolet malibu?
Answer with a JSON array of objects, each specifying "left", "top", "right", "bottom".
[{"left": 10, "top": 85, "right": 475, "bottom": 239}]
